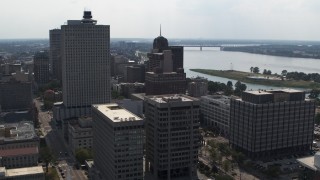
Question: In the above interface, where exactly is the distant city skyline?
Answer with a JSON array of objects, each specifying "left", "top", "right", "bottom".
[{"left": 1, "top": 0, "right": 320, "bottom": 41}]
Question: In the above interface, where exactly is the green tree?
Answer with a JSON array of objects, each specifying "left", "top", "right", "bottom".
[
  {"left": 267, "top": 70, "right": 272, "bottom": 75},
  {"left": 232, "top": 151, "right": 245, "bottom": 165},
  {"left": 234, "top": 81, "right": 247, "bottom": 96},
  {"left": 75, "top": 148, "right": 93, "bottom": 164},
  {"left": 40, "top": 147, "right": 54, "bottom": 172},
  {"left": 265, "top": 166, "right": 281, "bottom": 178},
  {"left": 222, "top": 159, "right": 231, "bottom": 172},
  {"left": 250, "top": 67, "right": 254, "bottom": 73},
  {"left": 281, "top": 70, "right": 287, "bottom": 76},
  {"left": 227, "top": 81, "right": 233, "bottom": 89},
  {"left": 263, "top": 69, "right": 267, "bottom": 75},
  {"left": 253, "top": 67, "right": 259, "bottom": 73},
  {"left": 309, "top": 89, "right": 320, "bottom": 99}
]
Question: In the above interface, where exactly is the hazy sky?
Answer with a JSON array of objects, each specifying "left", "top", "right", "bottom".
[{"left": 1, "top": 0, "right": 320, "bottom": 41}]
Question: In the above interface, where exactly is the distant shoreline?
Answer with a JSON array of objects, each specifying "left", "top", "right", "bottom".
[{"left": 190, "top": 69, "right": 320, "bottom": 89}]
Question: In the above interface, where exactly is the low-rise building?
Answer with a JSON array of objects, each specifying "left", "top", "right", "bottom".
[
  {"left": 0, "top": 166, "right": 44, "bottom": 180},
  {"left": 200, "top": 95, "right": 230, "bottom": 135},
  {"left": 68, "top": 116, "right": 93, "bottom": 154},
  {"left": 0, "top": 122, "right": 39, "bottom": 169},
  {"left": 188, "top": 77, "right": 208, "bottom": 97}
]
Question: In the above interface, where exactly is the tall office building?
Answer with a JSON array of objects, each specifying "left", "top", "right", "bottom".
[
  {"left": 92, "top": 103, "right": 144, "bottom": 180},
  {"left": 147, "top": 32, "right": 183, "bottom": 73},
  {"left": 33, "top": 51, "right": 50, "bottom": 85},
  {"left": 61, "top": 11, "right": 111, "bottom": 108},
  {"left": 145, "top": 33, "right": 186, "bottom": 95},
  {"left": 145, "top": 69, "right": 186, "bottom": 95},
  {"left": 230, "top": 89, "right": 315, "bottom": 159},
  {"left": 145, "top": 94, "right": 200, "bottom": 180},
  {"left": 170, "top": 46, "right": 184, "bottom": 72},
  {"left": 49, "top": 29, "right": 62, "bottom": 81}
]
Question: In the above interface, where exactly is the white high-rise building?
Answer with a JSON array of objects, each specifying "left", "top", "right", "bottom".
[
  {"left": 92, "top": 103, "right": 144, "bottom": 180},
  {"left": 61, "top": 11, "right": 111, "bottom": 109}
]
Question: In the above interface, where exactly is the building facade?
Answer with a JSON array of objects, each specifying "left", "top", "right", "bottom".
[
  {"left": 61, "top": 11, "right": 111, "bottom": 108},
  {"left": 200, "top": 95, "right": 230, "bottom": 135},
  {"left": 187, "top": 77, "right": 208, "bottom": 97},
  {"left": 144, "top": 94, "right": 200, "bottom": 180},
  {"left": 145, "top": 70, "right": 186, "bottom": 96},
  {"left": 49, "top": 29, "right": 62, "bottom": 81},
  {"left": 68, "top": 117, "right": 93, "bottom": 154},
  {"left": 0, "top": 79, "right": 32, "bottom": 111},
  {"left": 0, "top": 122, "right": 39, "bottom": 169},
  {"left": 230, "top": 89, "right": 315, "bottom": 159},
  {"left": 92, "top": 103, "right": 144, "bottom": 180},
  {"left": 33, "top": 51, "right": 50, "bottom": 85}
]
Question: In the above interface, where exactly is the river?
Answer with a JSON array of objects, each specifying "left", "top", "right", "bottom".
[{"left": 184, "top": 48, "right": 320, "bottom": 90}]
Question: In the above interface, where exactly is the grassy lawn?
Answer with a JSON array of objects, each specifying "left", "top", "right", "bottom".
[
  {"left": 190, "top": 69, "right": 320, "bottom": 89},
  {"left": 45, "top": 167, "right": 59, "bottom": 180}
]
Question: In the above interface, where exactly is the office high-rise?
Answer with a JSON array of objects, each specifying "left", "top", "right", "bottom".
[
  {"left": 34, "top": 51, "right": 50, "bottom": 85},
  {"left": 230, "top": 89, "right": 315, "bottom": 159},
  {"left": 92, "top": 103, "right": 144, "bottom": 180},
  {"left": 145, "top": 94, "right": 200, "bottom": 180},
  {"left": 61, "top": 11, "right": 111, "bottom": 108},
  {"left": 49, "top": 29, "right": 62, "bottom": 81},
  {"left": 145, "top": 33, "right": 186, "bottom": 95}
]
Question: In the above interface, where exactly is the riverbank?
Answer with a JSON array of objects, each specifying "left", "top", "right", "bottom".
[{"left": 190, "top": 69, "right": 320, "bottom": 89}]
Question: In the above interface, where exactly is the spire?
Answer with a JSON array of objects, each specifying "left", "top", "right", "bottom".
[{"left": 160, "top": 24, "right": 162, "bottom": 36}]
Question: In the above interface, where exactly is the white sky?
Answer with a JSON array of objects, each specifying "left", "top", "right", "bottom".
[{"left": 1, "top": 0, "right": 320, "bottom": 40}]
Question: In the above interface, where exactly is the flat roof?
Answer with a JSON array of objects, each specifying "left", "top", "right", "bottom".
[
  {"left": 244, "top": 91, "right": 272, "bottom": 95},
  {"left": 148, "top": 94, "right": 196, "bottom": 103},
  {"left": 6, "top": 166, "right": 44, "bottom": 177},
  {"left": 0, "top": 146, "right": 38, "bottom": 157},
  {"left": 93, "top": 103, "right": 142, "bottom": 122},
  {"left": 297, "top": 156, "right": 318, "bottom": 171}
]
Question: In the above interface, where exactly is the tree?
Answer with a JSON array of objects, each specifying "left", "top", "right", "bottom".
[
  {"left": 281, "top": 70, "right": 287, "bottom": 76},
  {"left": 263, "top": 69, "right": 267, "bottom": 75},
  {"left": 267, "top": 70, "right": 272, "bottom": 75},
  {"left": 222, "top": 160, "right": 231, "bottom": 172},
  {"left": 309, "top": 89, "right": 320, "bottom": 99},
  {"left": 40, "top": 147, "right": 54, "bottom": 172},
  {"left": 232, "top": 151, "right": 245, "bottom": 165},
  {"left": 227, "top": 81, "right": 233, "bottom": 89},
  {"left": 234, "top": 81, "right": 247, "bottom": 96},
  {"left": 265, "top": 166, "right": 281, "bottom": 178},
  {"left": 250, "top": 67, "right": 254, "bottom": 73},
  {"left": 253, "top": 67, "right": 259, "bottom": 73},
  {"left": 75, "top": 148, "right": 93, "bottom": 164}
]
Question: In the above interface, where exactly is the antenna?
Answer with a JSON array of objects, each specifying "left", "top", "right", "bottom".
[{"left": 160, "top": 24, "right": 162, "bottom": 36}]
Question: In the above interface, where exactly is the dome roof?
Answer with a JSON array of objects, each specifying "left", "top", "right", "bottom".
[{"left": 153, "top": 36, "right": 169, "bottom": 51}]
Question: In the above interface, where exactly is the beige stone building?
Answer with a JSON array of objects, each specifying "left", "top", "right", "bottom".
[
  {"left": 92, "top": 103, "right": 144, "bottom": 180},
  {"left": 0, "top": 166, "right": 44, "bottom": 180}
]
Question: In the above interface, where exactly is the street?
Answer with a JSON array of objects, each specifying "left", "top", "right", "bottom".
[{"left": 34, "top": 99, "right": 87, "bottom": 180}]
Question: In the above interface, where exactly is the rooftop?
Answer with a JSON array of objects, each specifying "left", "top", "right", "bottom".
[
  {"left": 5, "top": 166, "right": 44, "bottom": 177},
  {"left": 0, "top": 121, "right": 36, "bottom": 142},
  {"left": 148, "top": 94, "right": 196, "bottom": 104},
  {"left": 93, "top": 103, "right": 142, "bottom": 122},
  {"left": 245, "top": 88, "right": 303, "bottom": 95},
  {"left": 297, "top": 156, "right": 318, "bottom": 171},
  {"left": 0, "top": 146, "right": 38, "bottom": 157}
]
